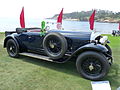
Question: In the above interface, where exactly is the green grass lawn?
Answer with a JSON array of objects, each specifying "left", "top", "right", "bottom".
[{"left": 0, "top": 33, "right": 120, "bottom": 90}]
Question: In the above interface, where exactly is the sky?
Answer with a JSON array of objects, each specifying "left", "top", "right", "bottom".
[{"left": 0, "top": 0, "right": 120, "bottom": 19}]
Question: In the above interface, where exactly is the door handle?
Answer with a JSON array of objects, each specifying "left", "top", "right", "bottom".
[{"left": 28, "top": 36, "right": 31, "bottom": 39}]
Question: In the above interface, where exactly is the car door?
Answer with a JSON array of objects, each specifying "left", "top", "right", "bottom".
[
  {"left": 27, "top": 32, "right": 45, "bottom": 50},
  {"left": 18, "top": 32, "right": 44, "bottom": 51}
]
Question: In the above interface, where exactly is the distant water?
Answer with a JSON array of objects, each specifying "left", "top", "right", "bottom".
[{"left": 0, "top": 18, "right": 119, "bottom": 34}]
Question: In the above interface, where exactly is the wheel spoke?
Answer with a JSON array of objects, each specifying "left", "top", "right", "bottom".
[
  {"left": 47, "top": 38, "right": 62, "bottom": 54},
  {"left": 82, "top": 57, "right": 102, "bottom": 76}
]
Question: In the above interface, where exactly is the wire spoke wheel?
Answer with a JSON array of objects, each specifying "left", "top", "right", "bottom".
[
  {"left": 76, "top": 51, "right": 110, "bottom": 80},
  {"left": 43, "top": 32, "right": 67, "bottom": 59},
  {"left": 47, "top": 38, "right": 62, "bottom": 54},
  {"left": 82, "top": 57, "right": 102, "bottom": 76}
]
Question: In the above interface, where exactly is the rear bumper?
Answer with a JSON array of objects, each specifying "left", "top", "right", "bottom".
[{"left": 5, "top": 31, "right": 16, "bottom": 37}]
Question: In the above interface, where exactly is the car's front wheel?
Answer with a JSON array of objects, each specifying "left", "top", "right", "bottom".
[
  {"left": 6, "top": 39, "right": 19, "bottom": 58},
  {"left": 76, "top": 51, "right": 110, "bottom": 80}
]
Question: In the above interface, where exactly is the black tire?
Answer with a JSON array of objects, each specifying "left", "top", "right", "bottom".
[
  {"left": 43, "top": 32, "right": 68, "bottom": 59},
  {"left": 6, "top": 39, "right": 19, "bottom": 58},
  {"left": 105, "top": 44, "right": 112, "bottom": 55},
  {"left": 76, "top": 51, "right": 110, "bottom": 80}
]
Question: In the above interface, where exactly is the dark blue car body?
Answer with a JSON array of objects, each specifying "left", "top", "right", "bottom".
[
  {"left": 4, "top": 30, "right": 90, "bottom": 53},
  {"left": 4, "top": 28, "right": 113, "bottom": 80},
  {"left": 4, "top": 29, "right": 111, "bottom": 61}
]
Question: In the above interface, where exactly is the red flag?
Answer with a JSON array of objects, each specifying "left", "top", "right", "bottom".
[
  {"left": 20, "top": 7, "right": 25, "bottom": 28},
  {"left": 57, "top": 8, "right": 63, "bottom": 29},
  {"left": 89, "top": 10, "right": 96, "bottom": 30},
  {"left": 57, "top": 8, "right": 63, "bottom": 23},
  {"left": 118, "top": 22, "right": 120, "bottom": 30}
]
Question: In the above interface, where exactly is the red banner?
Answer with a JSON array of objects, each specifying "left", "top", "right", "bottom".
[
  {"left": 20, "top": 7, "right": 25, "bottom": 28},
  {"left": 57, "top": 8, "right": 63, "bottom": 23},
  {"left": 89, "top": 10, "right": 96, "bottom": 30}
]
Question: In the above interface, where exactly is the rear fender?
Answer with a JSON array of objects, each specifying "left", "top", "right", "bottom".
[{"left": 4, "top": 35, "right": 19, "bottom": 49}]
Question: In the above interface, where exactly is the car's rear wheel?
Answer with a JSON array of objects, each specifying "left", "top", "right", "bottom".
[
  {"left": 76, "top": 51, "right": 110, "bottom": 80},
  {"left": 43, "top": 32, "right": 68, "bottom": 59},
  {"left": 6, "top": 39, "right": 19, "bottom": 57}
]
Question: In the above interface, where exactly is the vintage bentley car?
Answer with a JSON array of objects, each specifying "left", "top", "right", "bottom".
[{"left": 4, "top": 28, "right": 113, "bottom": 80}]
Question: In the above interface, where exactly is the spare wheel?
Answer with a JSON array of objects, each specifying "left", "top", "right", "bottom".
[{"left": 43, "top": 32, "right": 68, "bottom": 59}]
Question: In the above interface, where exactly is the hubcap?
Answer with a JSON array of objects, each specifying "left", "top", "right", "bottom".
[
  {"left": 10, "top": 46, "right": 13, "bottom": 51},
  {"left": 89, "top": 63, "right": 94, "bottom": 71},
  {"left": 49, "top": 41, "right": 55, "bottom": 48}
]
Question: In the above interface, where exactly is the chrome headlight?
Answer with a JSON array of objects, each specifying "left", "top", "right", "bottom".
[{"left": 99, "top": 36, "right": 108, "bottom": 45}]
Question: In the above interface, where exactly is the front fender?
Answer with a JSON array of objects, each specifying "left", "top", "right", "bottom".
[
  {"left": 4, "top": 34, "right": 19, "bottom": 49},
  {"left": 71, "top": 43, "right": 108, "bottom": 56}
]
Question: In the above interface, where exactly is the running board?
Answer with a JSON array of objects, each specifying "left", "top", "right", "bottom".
[{"left": 19, "top": 52, "right": 54, "bottom": 62}]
